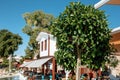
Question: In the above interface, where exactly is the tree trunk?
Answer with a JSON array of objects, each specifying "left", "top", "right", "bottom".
[
  {"left": 76, "top": 56, "right": 81, "bottom": 80},
  {"left": 65, "top": 70, "right": 70, "bottom": 80},
  {"left": 9, "top": 54, "right": 12, "bottom": 74},
  {"left": 76, "top": 44, "right": 81, "bottom": 80}
]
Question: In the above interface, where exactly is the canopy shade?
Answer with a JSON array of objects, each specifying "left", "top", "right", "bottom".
[
  {"left": 107, "top": 0, "right": 120, "bottom": 4},
  {"left": 25, "top": 57, "right": 52, "bottom": 68},
  {"left": 20, "top": 61, "right": 32, "bottom": 67}
]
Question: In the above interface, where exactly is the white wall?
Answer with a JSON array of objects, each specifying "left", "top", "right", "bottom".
[{"left": 50, "top": 36, "right": 56, "bottom": 56}]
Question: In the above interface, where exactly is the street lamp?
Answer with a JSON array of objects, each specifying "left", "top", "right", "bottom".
[{"left": 94, "top": 0, "right": 110, "bottom": 9}]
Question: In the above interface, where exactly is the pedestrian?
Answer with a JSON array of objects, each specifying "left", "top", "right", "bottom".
[{"left": 89, "top": 70, "right": 93, "bottom": 80}]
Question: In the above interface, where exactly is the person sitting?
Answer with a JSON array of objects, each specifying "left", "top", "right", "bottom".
[
  {"left": 83, "top": 73, "right": 88, "bottom": 80},
  {"left": 68, "top": 70, "right": 76, "bottom": 80}
]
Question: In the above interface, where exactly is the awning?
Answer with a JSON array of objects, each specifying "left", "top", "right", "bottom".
[
  {"left": 25, "top": 57, "right": 52, "bottom": 68},
  {"left": 20, "top": 61, "right": 32, "bottom": 67}
]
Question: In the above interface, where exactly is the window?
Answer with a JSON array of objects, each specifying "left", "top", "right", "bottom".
[
  {"left": 45, "top": 39, "right": 47, "bottom": 50},
  {"left": 41, "top": 40, "right": 47, "bottom": 51},
  {"left": 41, "top": 41, "right": 43, "bottom": 51}
]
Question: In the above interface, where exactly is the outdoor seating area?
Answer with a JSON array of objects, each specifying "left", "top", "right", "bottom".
[{"left": 20, "top": 69, "right": 66, "bottom": 80}]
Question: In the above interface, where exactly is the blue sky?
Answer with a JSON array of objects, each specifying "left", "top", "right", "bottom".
[{"left": 0, "top": 0, "right": 120, "bottom": 56}]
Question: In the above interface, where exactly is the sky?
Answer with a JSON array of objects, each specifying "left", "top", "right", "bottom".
[{"left": 0, "top": 0, "right": 120, "bottom": 56}]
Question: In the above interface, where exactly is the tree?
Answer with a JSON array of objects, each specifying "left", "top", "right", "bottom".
[
  {"left": 24, "top": 47, "right": 34, "bottom": 59},
  {"left": 0, "top": 29, "right": 22, "bottom": 57},
  {"left": 22, "top": 11, "right": 54, "bottom": 59},
  {"left": 50, "top": 2, "right": 113, "bottom": 80}
]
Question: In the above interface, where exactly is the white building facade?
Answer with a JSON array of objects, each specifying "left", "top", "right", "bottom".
[{"left": 36, "top": 32, "right": 56, "bottom": 57}]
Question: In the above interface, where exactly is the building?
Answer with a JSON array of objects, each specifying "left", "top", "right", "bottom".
[
  {"left": 35, "top": 32, "right": 65, "bottom": 80},
  {"left": 110, "top": 27, "right": 120, "bottom": 78},
  {"left": 20, "top": 32, "right": 58, "bottom": 80},
  {"left": 36, "top": 32, "right": 57, "bottom": 58}
]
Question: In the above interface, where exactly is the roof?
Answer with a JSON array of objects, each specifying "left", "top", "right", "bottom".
[
  {"left": 111, "top": 27, "right": 120, "bottom": 35},
  {"left": 20, "top": 57, "right": 52, "bottom": 68},
  {"left": 36, "top": 32, "right": 53, "bottom": 41},
  {"left": 20, "top": 61, "right": 32, "bottom": 67},
  {"left": 107, "top": 0, "right": 120, "bottom": 5}
]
